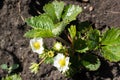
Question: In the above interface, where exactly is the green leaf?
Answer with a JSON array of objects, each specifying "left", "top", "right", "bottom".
[
  {"left": 2, "top": 74, "right": 22, "bottom": 80},
  {"left": 74, "top": 38, "right": 89, "bottom": 53},
  {"left": 43, "top": 3, "right": 57, "bottom": 23},
  {"left": 77, "top": 21, "right": 91, "bottom": 33},
  {"left": 62, "top": 5, "right": 82, "bottom": 23},
  {"left": 101, "top": 28, "right": 120, "bottom": 62},
  {"left": 81, "top": 54, "right": 101, "bottom": 71},
  {"left": 43, "top": 1, "right": 65, "bottom": 22},
  {"left": 87, "top": 29, "right": 100, "bottom": 50},
  {"left": 52, "top": 1, "right": 65, "bottom": 21},
  {"left": 11, "top": 64, "right": 19, "bottom": 70},
  {"left": 52, "top": 22, "right": 67, "bottom": 36},
  {"left": 101, "top": 28, "right": 120, "bottom": 45},
  {"left": 0, "top": 64, "right": 8, "bottom": 70},
  {"left": 26, "top": 14, "right": 55, "bottom": 30},
  {"left": 68, "top": 25, "right": 76, "bottom": 41},
  {"left": 24, "top": 29, "right": 54, "bottom": 38},
  {"left": 101, "top": 45, "right": 120, "bottom": 62},
  {"left": 25, "top": 1, "right": 82, "bottom": 38},
  {"left": 44, "top": 57, "right": 54, "bottom": 64}
]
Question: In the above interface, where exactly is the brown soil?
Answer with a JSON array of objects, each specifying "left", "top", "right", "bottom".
[{"left": 0, "top": 0, "right": 120, "bottom": 80}]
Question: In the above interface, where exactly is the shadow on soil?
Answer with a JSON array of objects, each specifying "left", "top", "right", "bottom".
[
  {"left": 72, "top": 57, "right": 118, "bottom": 80},
  {"left": 0, "top": 0, "right": 4, "bottom": 9},
  {"left": 28, "top": 0, "right": 52, "bottom": 16},
  {"left": 5, "top": 49, "right": 23, "bottom": 73}
]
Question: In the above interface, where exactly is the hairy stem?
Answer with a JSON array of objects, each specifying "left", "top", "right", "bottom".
[{"left": 38, "top": 57, "right": 47, "bottom": 65}]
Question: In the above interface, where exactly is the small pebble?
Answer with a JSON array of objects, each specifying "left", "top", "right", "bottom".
[
  {"left": 82, "top": 0, "right": 89, "bottom": 2},
  {"left": 84, "top": 6, "right": 87, "bottom": 9},
  {"left": 89, "top": 6, "right": 94, "bottom": 11}
]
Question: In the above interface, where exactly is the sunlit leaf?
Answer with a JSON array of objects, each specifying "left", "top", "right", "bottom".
[
  {"left": 101, "top": 45, "right": 120, "bottom": 62},
  {"left": 43, "top": 1, "right": 64, "bottom": 22},
  {"left": 26, "top": 14, "right": 55, "bottom": 30},
  {"left": 52, "top": 22, "right": 67, "bottom": 36},
  {"left": 0, "top": 64, "right": 8, "bottom": 70},
  {"left": 43, "top": 3, "right": 57, "bottom": 23},
  {"left": 68, "top": 25, "right": 76, "bottom": 41},
  {"left": 25, "top": 1, "right": 82, "bottom": 38},
  {"left": 62, "top": 5, "right": 82, "bottom": 23},
  {"left": 101, "top": 28, "right": 120, "bottom": 45},
  {"left": 101, "top": 28, "right": 120, "bottom": 62},
  {"left": 2, "top": 74, "right": 22, "bottom": 80},
  {"left": 24, "top": 29, "right": 54, "bottom": 38},
  {"left": 52, "top": 1, "right": 65, "bottom": 21}
]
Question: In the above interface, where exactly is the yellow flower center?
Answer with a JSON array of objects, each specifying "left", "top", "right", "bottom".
[
  {"left": 48, "top": 51, "right": 54, "bottom": 57},
  {"left": 58, "top": 57, "right": 66, "bottom": 67},
  {"left": 33, "top": 42, "right": 40, "bottom": 50}
]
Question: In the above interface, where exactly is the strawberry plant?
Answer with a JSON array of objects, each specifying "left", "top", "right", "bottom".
[
  {"left": 24, "top": 0, "right": 120, "bottom": 77},
  {"left": 1, "top": 64, "right": 21, "bottom": 80}
]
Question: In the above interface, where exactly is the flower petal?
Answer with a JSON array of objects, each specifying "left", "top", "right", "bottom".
[{"left": 30, "top": 38, "right": 44, "bottom": 54}]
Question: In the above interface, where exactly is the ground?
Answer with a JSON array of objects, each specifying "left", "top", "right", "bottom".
[{"left": 0, "top": 0, "right": 120, "bottom": 80}]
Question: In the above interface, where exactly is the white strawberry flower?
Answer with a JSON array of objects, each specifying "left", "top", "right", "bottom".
[
  {"left": 53, "top": 53, "right": 70, "bottom": 73},
  {"left": 30, "top": 38, "right": 44, "bottom": 54}
]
